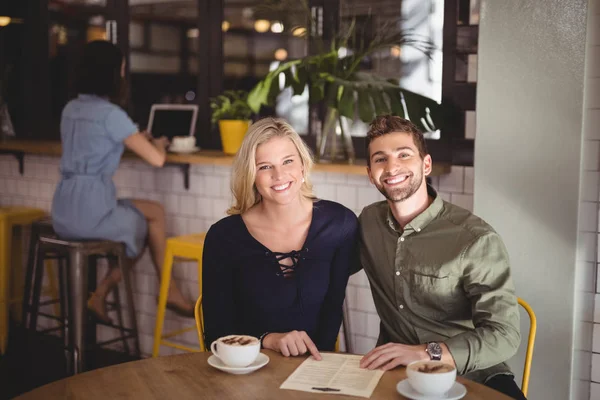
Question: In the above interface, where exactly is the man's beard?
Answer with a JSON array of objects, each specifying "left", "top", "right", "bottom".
[{"left": 376, "top": 168, "right": 424, "bottom": 203}]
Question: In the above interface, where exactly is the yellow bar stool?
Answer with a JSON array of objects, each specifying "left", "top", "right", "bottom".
[
  {"left": 152, "top": 233, "right": 205, "bottom": 356},
  {"left": 0, "top": 206, "right": 47, "bottom": 354}
]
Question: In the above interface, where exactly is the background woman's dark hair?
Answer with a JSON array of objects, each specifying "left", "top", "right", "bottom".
[{"left": 75, "top": 40, "right": 127, "bottom": 106}]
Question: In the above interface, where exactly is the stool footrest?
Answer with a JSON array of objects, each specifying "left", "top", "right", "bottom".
[
  {"left": 38, "top": 299, "right": 61, "bottom": 307},
  {"left": 96, "top": 334, "right": 138, "bottom": 348},
  {"left": 35, "top": 311, "right": 64, "bottom": 322},
  {"left": 159, "top": 339, "right": 200, "bottom": 353},
  {"left": 161, "top": 326, "right": 195, "bottom": 339},
  {"left": 38, "top": 326, "right": 64, "bottom": 335}
]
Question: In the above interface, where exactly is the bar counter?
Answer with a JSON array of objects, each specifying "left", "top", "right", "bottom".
[{"left": 0, "top": 139, "right": 451, "bottom": 177}]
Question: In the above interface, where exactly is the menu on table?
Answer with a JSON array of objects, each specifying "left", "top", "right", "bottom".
[{"left": 280, "top": 353, "right": 385, "bottom": 398}]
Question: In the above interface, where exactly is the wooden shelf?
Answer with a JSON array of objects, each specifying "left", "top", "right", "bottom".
[{"left": 0, "top": 139, "right": 451, "bottom": 189}]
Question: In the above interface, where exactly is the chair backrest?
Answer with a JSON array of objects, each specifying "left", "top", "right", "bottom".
[
  {"left": 194, "top": 296, "right": 206, "bottom": 352},
  {"left": 517, "top": 297, "right": 537, "bottom": 397}
]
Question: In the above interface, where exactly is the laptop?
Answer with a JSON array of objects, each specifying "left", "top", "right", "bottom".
[{"left": 147, "top": 104, "right": 198, "bottom": 140}]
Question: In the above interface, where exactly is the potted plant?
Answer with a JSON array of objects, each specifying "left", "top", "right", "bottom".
[
  {"left": 248, "top": 3, "right": 444, "bottom": 163},
  {"left": 210, "top": 90, "right": 254, "bottom": 155}
]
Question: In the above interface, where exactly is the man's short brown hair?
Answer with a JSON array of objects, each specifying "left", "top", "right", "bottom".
[{"left": 366, "top": 115, "right": 428, "bottom": 162}]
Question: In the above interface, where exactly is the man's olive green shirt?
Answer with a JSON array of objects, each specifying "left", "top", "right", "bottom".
[{"left": 357, "top": 186, "right": 520, "bottom": 383}]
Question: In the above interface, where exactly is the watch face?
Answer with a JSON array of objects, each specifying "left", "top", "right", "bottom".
[{"left": 427, "top": 342, "right": 442, "bottom": 359}]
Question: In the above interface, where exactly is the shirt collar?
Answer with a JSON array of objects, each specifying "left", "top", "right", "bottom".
[
  {"left": 385, "top": 184, "right": 443, "bottom": 234},
  {"left": 78, "top": 94, "right": 109, "bottom": 102}
]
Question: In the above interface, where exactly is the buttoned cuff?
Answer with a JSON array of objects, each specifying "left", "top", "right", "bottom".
[{"left": 444, "top": 336, "right": 470, "bottom": 375}]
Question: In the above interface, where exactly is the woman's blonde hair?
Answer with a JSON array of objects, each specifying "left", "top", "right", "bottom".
[{"left": 227, "top": 117, "right": 316, "bottom": 215}]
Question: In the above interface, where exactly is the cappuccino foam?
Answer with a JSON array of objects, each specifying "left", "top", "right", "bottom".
[
  {"left": 409, "top": 361, "right": 454, "bottom": 374},
  {"left": 219, "top": 335, "right": 259, "bottom": 347}
]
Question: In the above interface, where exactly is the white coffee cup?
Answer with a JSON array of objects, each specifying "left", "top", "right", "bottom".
[
  {"left": 406, "top": 360, "right": 457, "bottom": 396},
  {"left": 170, "top": 136, "right": 196, "bottom": 150},
  {"left": 210, "top": 335, "right": 260, "bottom": 368}
]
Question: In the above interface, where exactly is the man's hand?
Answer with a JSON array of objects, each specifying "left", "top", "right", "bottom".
[
  {"left": 262, "top": 330, "right": 322, "bottom": 361},
  {"left": 359, "top": 343, "right": 428, "bottom": 371}
]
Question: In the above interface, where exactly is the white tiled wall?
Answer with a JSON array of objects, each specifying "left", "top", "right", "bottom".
[
  {"left": 581, "top": 2, "right": 600, "bottom": 399},
  {"left": 0, "top": 155, "right": 473, "bottom": 358}
]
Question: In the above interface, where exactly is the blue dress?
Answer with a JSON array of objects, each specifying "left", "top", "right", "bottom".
[
  {"left": 51, "top": 94, "right": 148, "bottom": 258},
  {"left": 202, "top": 200, "right": 358, "bottom": 350}
]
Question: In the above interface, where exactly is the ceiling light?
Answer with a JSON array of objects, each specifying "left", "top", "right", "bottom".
[
  {"left": 185, "top": 91, "right": 196, "bottom": 101},
  {"left": 0, "top": 17, "right": 11, "bottom": 27},
  {"left": 242, "top": 7, "right": 253, "bottom": 19},
  {"left": 221, "top": 21, "right": 230, "bottom": 32},
  {"left": 254, "top": 19, "right": 270, "bottom": 33},
  {"left": 390, "top": 46, "right": 401, "bottom": 58},
  {"left": 88, "top": 15, "right": 104, "bottom": 26},
  {"left": 271, "top": 21, "right": 284, "bottom": 33},
  {"left": 187, "top": 28, "right": 199, "bottom": 38},
  {"left": 292, "top": 27, "right": 306, "bottom": 37},
  {"left": 274, "top": 48, "right": 288, "bottom": 61}
]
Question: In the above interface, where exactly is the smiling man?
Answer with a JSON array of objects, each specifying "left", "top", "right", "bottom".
[{"left": 355, "top": 115, "right": 525, "bottom": 400}]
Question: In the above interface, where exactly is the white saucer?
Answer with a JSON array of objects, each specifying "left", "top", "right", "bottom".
[
  {"left": 169, "top": 146, "right": 199, "bottom": 154},
  {"left": 207, "top": 352, "right": 269, "bottom": 375},
  {"left": 396, "top": 379, "right": 467, "bottom": 400}
]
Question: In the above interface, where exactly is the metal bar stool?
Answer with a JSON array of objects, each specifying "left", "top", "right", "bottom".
[
  {"left": 0, "top": 206, "right": 47, "bottom": 355},
  {"left": 28, "top": 235, "right": 140, "bottom": 374},
  {"left": 21, "top": 218, "right": 62, "bottom": 333},
  {"left": 152, "top": 233, "right": 205, "bottom": 356}
]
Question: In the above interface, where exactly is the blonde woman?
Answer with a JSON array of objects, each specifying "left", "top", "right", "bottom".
[{"left": 202, "top": 118, "right": 358, "bottom": 360}]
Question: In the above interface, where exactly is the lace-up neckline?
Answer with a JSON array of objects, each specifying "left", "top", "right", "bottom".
[{"left": 273, "top": 249, "right": 303, "bottom": 278}]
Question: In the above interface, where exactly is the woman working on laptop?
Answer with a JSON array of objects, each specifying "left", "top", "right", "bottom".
[{"left": 51, "top": 40, "right": 194, "bottom": 322}]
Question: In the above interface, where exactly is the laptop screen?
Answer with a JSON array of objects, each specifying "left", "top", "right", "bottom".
[{"left": 149, "top": 108, "right": 196, "bottom": 140}]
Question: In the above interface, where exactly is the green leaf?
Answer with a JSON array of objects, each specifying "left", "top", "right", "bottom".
[
  {"left": 267, "top": 75, "right": 282, "bottom": 104},
  {"left": 338, "top": 86, "right": 355, "bottom": 119},
  {"left": 283, "top": 68, "right": 295, "bottom": 90},
  {"left": 247, "top": 80, "right": 268, "bottom": 113},
  {"left": 387, "top": 89, "right": 406, "bottom": 119},
  {"left": 291, "top": 65, "right": 308, "bottom": 95},
  {"left": 324, "top": 82, "right": 340, "bottom": 109},
  {"left": 357, "top": 89, "right": 375, "bottom": 122},
  {"left": 211, "top": 89, "right": 254, "bottom": 124},
  {"left": 401, "top": 89, "right": 444, "bottom": 132},
  {"left": 309, "top": 82, "right": 325, "bottom": 103},
  {"left": 371, "top": 89, "right": 390, "bottom": 116}
]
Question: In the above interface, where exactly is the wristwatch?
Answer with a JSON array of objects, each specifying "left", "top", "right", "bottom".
[{"left": 425, "top": 341, "right": 442, "bottom": 361}]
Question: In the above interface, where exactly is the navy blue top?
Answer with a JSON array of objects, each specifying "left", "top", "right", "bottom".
[{"left": 202, "top": 200, "right": 358, "bottom": 351}]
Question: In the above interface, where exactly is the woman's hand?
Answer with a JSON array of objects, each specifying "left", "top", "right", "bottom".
[
  {"left": 140, "top": 130, "right": 153, "bottom": 140},
  {"left": 152, "top": 136, "right": 170, "bottom": 149},
  {"left": 262, "top": 330, "right": 322, "bottom": 360}
]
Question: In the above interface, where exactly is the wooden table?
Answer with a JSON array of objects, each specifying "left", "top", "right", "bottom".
[{"left": 15, "top": 350, "right": 511, "bottom": 400}]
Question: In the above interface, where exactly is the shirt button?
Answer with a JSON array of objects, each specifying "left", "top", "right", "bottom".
[
  {"left": 399, "top": 304, "right": 404, "bottom": 309},
  {"left": 395, "top": 271, "right": 400, "bottom": 276},
  {"left": 400, "top": 237, "right": 405, "bottom": 242},
  {"left": 416, "top": 228, "right": 421, "bottom": 232}
]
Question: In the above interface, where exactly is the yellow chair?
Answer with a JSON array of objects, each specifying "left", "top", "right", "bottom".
[
  {"left": 152, "top": 233, "right": 205, "bottom": 356},
  {"left": 0, "top": 206, "right": 47, "bottom": 354},
  {"left": 193, "top": 295, "right": 206, "bottom": 351},
  {"left": 518, "top": 297, "right": 537, "bottom": 397}
]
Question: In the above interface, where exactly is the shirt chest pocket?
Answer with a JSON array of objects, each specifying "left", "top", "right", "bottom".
[{"left": 407, "top": 271, "right": 463, "bottom": 321}]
